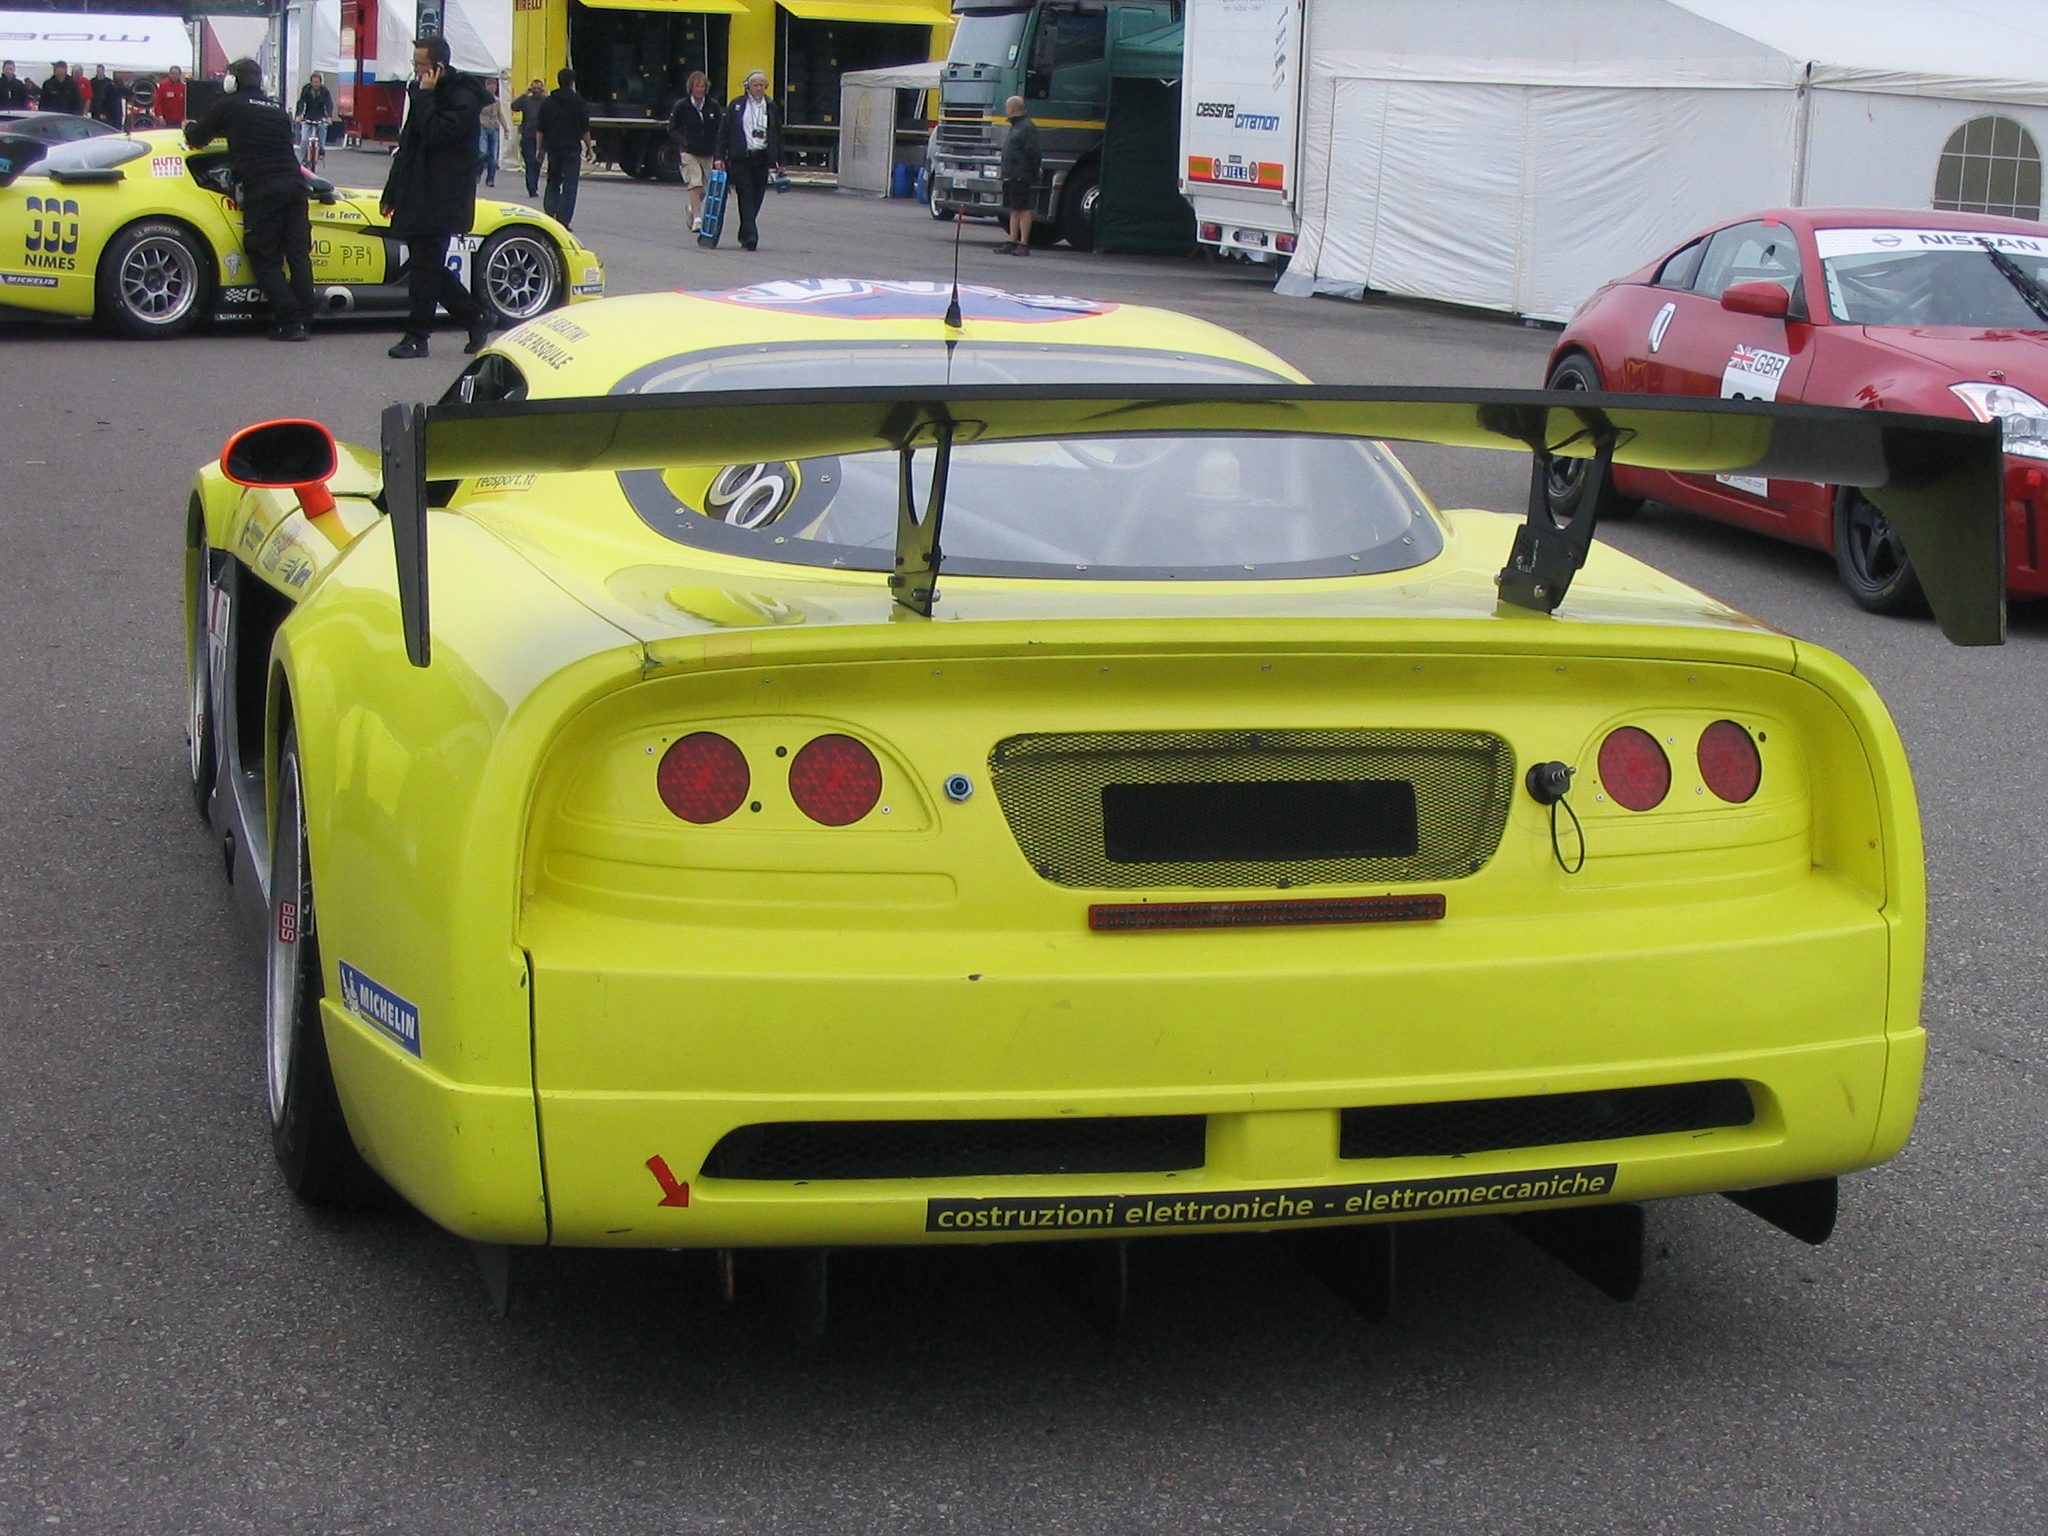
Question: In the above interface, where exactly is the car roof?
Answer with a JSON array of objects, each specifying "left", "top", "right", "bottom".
[
  {"left": 487, "top": 284, "right": 1308, "bottom": 399},
  {"left": 1714, "top": 206, "right": 2048, "bottom": 238}
]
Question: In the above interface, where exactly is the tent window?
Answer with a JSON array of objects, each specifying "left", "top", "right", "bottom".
[
  {"left": 1933, "top": 116, "right": 2042, "bottom": 220},
  {"left": 1692, "top": 221, "right": 1801, "bottom": 301},
  {"left": 1655, "top": 240, "right": 1705, "bottom": 290}
]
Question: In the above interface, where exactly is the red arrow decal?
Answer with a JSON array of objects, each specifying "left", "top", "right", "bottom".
[{"left": 645, "top": 1154, "right": 690, "bottom": 1208}]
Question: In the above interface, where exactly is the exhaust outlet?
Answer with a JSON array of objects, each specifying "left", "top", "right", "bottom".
[{"left": 322, "top": 286, "right": 353, "bottom": 313}]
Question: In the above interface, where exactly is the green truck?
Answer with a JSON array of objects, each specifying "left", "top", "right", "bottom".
[{"left": 930, "top": 0, "right": 1180, "bottom": 248}]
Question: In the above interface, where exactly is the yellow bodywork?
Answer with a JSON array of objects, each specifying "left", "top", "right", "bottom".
[
  {"left": 189, "top": 288, "right": 1925, "bottom": 1248},
  {"left": 0, "top": 129, "right": 603, "bottom": 326}
]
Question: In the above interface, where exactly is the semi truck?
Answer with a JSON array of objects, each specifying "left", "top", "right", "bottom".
[
  {"left": 1179, "top": 0, "right": 1302, "bottom": 265},
  {"left": 510, "top": 1, "right": 952, "bottom": 181},
  {"left": 929, "top": 0, "right": 1178, "bottom": 248}
]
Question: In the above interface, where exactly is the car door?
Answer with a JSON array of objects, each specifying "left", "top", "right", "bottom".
[
  {"left": 1645, "top": 220, "right": 1820, "bottom": 535},
  {"left": 308, "top": 199, "right": 387, "bottom": 288}
]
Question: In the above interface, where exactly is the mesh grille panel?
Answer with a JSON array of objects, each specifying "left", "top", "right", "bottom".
[
  {"left": 990, "top": 729, "right": 1514, "bottom": 888},
  {"left": 701, "top": 1116, "right": 1208, "bottom": 1181},
  {"left": 1340, "top": 1081, "right": 1755, "bottom": 1160}
]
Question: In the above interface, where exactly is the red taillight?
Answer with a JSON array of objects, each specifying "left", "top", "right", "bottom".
[
  {"left": 1199, "top": 222, "right": 1222, "bottom": 242},
  {"left": 1276, "top": 233, "right": 1297, "bottom": 254},
  {"left": 788, "top": 734, "right": 882, "bottom": 825},
  {"left": 656, "top": 732, "right": 749, "bottom": 823},
  {"left": 1697, "top": 720, "right": 1761, "bottom": 803},
  {"left": 1598, "top": 726, "right": 1670, "bottom": 811}
]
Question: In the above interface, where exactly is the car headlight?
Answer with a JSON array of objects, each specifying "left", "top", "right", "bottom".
[{"left": 1950, "top": 381, "right": 2048, "bottom": 461}]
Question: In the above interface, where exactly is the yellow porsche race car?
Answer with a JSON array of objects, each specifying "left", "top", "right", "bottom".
[
  {"left": 186, "top": 281, "right": 2004, "bottom": 1320},
  {"left": 0, "top": 127, "right": 603, "bottom": 338}
]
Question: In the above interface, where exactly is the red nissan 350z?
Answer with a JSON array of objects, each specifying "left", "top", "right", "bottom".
[{"left": 1548, "top": 206, "right": 2048, "bottom": 615}]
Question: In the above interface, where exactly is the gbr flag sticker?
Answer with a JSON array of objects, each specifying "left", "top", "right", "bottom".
[{"left": 1717, "top": 344, "right": 1792, "bottom": 497}]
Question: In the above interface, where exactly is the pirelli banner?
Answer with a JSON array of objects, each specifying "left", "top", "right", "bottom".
[{"left": 926, "top": 1164, "right": 1619, "bottom": 1233}]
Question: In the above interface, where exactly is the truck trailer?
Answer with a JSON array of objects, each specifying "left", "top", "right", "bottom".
[{"left": 1179, "top": 0, "right": 1302, "bottom": 264}]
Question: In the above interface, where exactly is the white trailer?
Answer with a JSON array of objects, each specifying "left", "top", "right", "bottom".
[{"left": 1180, "top": 0, "right": 1304, "bottom": 264}]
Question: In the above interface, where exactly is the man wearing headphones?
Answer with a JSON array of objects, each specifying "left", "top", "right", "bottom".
[{"left": 184, "top": 58, "right": 314, "bottom": 342}]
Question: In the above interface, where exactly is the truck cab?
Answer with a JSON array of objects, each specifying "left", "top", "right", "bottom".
[{"left": 931, "top": 0, "right": 1176, "bottom": 248}]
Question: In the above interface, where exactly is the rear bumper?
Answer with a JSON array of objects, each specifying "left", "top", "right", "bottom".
[{"left": 521, "top": 878, "right": 1922, "bottom": 1247}]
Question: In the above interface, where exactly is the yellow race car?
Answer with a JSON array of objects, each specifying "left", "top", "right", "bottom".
[
  {"left": 0, "top": 127, "right": 603, "bottom": 339},
  {"left": 187, "top": 281, "right": 2003, "bottom": 1319}
]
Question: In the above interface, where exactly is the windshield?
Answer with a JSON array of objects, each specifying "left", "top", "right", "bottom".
[
  {"left": 1817, "top": 227, "right": 2048, "bottom": 327},
  {"left": 608, "top": 340, "right": 1441, "bottom": 581},
  {"left": 948, "top": 11, "right": 1029, "bottom": 70}
]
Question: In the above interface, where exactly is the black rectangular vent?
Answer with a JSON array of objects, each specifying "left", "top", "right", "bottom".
[
  {"left": 1340, "top": 1081, "right": 1755, "bottom": 1160},
  {"left": 701, "top": 1116, "right": 1208, "bottom": 1182},
  {"left": 1101, "top": 779, "right": 1419, "bottom": 864}
]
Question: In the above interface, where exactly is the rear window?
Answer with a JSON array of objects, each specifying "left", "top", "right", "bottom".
[{"left": 607, "top": 341, "right": 1442, "bottom": 582}]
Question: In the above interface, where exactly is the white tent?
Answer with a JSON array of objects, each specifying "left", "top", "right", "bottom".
[
  {"left": 440, "top": 0, "right": 510, "bottom": 78},
  {"left": 1275, "top": 0, "right": 2048, "bottom": 321},
  {"left": 0, "top": 8, "right": 192, "bottom": 73},
  {"left": 839, "top": 61, "right": 941, "bottom": 193}
]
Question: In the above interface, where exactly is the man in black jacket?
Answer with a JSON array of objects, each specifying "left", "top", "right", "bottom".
[
  {"left": 380, "top": 34, "right": 491, "bottom": 360},
  {"left": 0, "top": 62, "right": 28, "bottom": 111},
  {"left": 713, "top": 70, "right": 782, "bottom": 253},
  {"left": 667, "top": 71, "right": 720, "bottom": 233},
  {"left": 184, "top": 58, "right": 314, "bottom": 341},
  {"left": 88, "top": 66, "right": 128, "bottom": 126},
  {"left": 535, "top": 68, "right": 589, "bottom": 228},
  {"left": 38, "top": 61, "right": 83, "bottom": 114}
]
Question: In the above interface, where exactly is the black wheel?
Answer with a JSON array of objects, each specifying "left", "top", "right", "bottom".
[
  {"left": 474, "top": 227, "right": 563, "bottom": 326},
  {"left": 1542, "top": 353, "right": 1643, "bottom": 524},
  {"left": 97, "top": 218, "right": 210, "bottom": 339},
  {"left": 267, "top": 724, "right": 387, "bottom": 1206},
  {"left": 1833, "top": 487, "right": 1927, "bottom": 615},
  {"left": 1058, "top": 163, "right": 1099, "bottom": 250},
  {"left": 930, "top": 198, "right": 953, "bottom": 220},
  {"left": 188, "top": 523, "right": 221, "bottom": 821}
]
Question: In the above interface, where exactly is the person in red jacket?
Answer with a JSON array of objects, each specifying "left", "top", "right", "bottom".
[{"left": 152, "top": 65, "right": 187, "bottom": 126}]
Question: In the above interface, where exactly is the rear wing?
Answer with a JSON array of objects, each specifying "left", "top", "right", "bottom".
[{"left": 380, "top": 384, "right": 2005, "bottom": 666}]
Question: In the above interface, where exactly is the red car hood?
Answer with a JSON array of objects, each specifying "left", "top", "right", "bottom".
[{"left": 1858, "top": 325, "right": 2048, "bottom": 384}]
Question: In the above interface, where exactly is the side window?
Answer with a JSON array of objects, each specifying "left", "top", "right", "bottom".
[
  {"left": 1693, "top": 221, "right": 1801, "bottom": 300},
  {"left": 1025, "top": 3, "right": 1108, "bottom": 98},
  {"left": 1654, "top": 239, "right": 1705, "bottom": 290}
]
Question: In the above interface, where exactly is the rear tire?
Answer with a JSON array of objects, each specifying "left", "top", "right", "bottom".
[
  {"left": 1058, "top": 163, "right": 1099, "bottom": 250},
  {"left": 267, "top": 724, "right": 388, "bottom": 1207},
  {"left": 1542, "top": 353, "right": 1644, "bottom": 524},
  {"left": 474, "top": 227, "right": 563, "bottom": 326},
  {"left": 97, "top": 218, "right": 211, "bottom": 339},
  {"left": 1833, "top": 486, "right": 1927, "bottom": 615}
]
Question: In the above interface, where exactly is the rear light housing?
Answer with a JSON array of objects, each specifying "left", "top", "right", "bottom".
[
  {"left": 1597, "top": 726, "right": 1670, "bottom": 811},
  {"left": 1276, "top": 233, "right": 1297, "bottom": 254},
  {"left": 1697, "top": 720, "right": 1762, "bottom": 803},
  {"left": 656, "top": 732, "right": 749, "bottom": 823},
  {"left": 1198, "top": 222, "right": 1222, "bottom": 242},
  {"left": 789, "top": 734, "right": 883, "bottom": 825}
]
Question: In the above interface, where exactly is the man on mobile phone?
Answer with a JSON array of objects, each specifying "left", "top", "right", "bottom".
[{"left": 380, "top": 35, "right": 493, "bottom": 360}]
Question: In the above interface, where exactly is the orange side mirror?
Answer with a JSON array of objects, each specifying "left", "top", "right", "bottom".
[{"left": 220, "top": 418, "right": 339, "bottom": 517}]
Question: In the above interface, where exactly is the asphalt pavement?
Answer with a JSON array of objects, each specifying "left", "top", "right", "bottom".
[{"left": 2, "top": 153, "right": 2043, "bottom": 1534}]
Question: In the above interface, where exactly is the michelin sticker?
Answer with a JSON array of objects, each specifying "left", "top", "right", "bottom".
[
  {"left": 1717, "top": 343, "right": 1791, "bottom": 496},
  {"left": 338, "top": 962, "right": 421, "bottom": 1056}
]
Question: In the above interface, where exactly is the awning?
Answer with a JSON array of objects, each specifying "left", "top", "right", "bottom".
[
  {"left": 1109, "top": 20, "right": 1181, "bottom": 80},
  {"left": 0, "top": 8, "right": 192, "bottom": 71},
  {"left": 577, "top": 0, "right": 749, "bottom": 12},
  {"left": 779, "top": 0, "right": 951, "bottom": 26}
]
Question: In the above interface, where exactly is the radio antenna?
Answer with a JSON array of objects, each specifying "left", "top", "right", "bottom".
[{"left": 944, "top": 208, "right": 964, "bottom": 330}]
